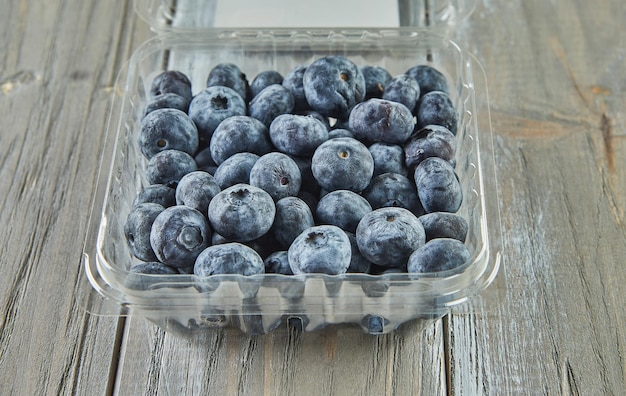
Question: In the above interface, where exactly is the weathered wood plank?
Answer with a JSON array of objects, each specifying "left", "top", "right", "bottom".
[
  {"left": 0, "top": 1, "right": 152, "bottom": 394},
  {"left": 115, "top": 316, "right": 446, "bottom": 395},
  {"left": 448, "top": 1, "right": 626, "bottom": 394}
]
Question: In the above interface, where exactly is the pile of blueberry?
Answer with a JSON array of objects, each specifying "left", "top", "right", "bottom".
[{"left": 124, "top": 55, "right": 471, "bottom": 284}]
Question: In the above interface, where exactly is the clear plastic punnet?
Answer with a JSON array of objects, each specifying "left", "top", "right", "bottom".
[{"left": 79, "top": 2, "right": 504, "bottom": 337}]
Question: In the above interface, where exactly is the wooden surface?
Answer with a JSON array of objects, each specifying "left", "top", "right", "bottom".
[{"left": 1, "top": 0, "right": 625, "bottom": 394}]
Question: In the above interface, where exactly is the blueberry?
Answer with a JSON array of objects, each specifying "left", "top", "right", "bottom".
[
  {"left": 150, "top": 70, "right": 193, "bottom": 105},
  {"left": 360, "top": 65, "right": 392, "bottom": 99},
  {"left": 145, "top": 149, "right": 198, "bottom": 188},
  {"left": 150, "top": 205, "right": 211, "bottom": 268},
  {"left": 368, "top": 142, "right": 408, "bottom": 177},
  {"left": 315, "top": 190, "right": 372, "bottom": 234},
  {"left": 414, "top": 157, "right": 462, "bottom": 213},
  {"left": 288, "top": 155, "right": 319, "bottom": 195},
  {"left": 264, "top": 250, "right": 293, "bottom": 275},
  {"left": 269, "top": 113, "right": 329, "bottom": 156},
  {"left": 133, "top": 184, "right": 176, "bottom": 208},
  {"left": 288, "top": 225, "right": 351, "bottom": 275},
  {"left": 407, "top": 238, "right": 470, "bottom": 273},
  {"left": 211, "top": 231, "right": 279, "bottom": 260},
  {"left": 328, "top": 128, "right": 354, "bottom": 139},
  {"left": 348, "top": 98, "right": 415, "bottom": 144},
  {"left": 344, "top": 231, "right": 372, "bottom": 273},
  {"left": 405, "top": 65, "right": 449, "bottom": 97},
  {"left": 282, "top": 65, "right": 308, "bottom": 110},
  {"left": 361, "top": 314, "right": 389, "bottom": 335},
  {"left": 404, "top": 124, "right": 457, "bottom": 170},
  {"left": 356, "top": 207, "right": 425, "bottom": 268},
  {"left": 175, "top": 171, "right": 221, "bottom": 214},
  {"left": 194, "top": 242, "right": 264, "bottom": 276},
  {"left": 303, "top": 56, "right": 366, "bottom": 119},
  {"left": 188, "top": 86, "right": 247, "bottom": 142},
  {"left": 143, "top": 93, "right": 189, "bottom": 118},
  {"left": 249, "top": 84, "right": 295, "bottom": 128},
  {"left": 207, "top": 183, "right": 276, "bottom": 242},
  {"left": 249, "top": 152, "right": 301, "bottom": 201},
  {"left": 273, "top": 196, "right": 315, "bottom": 248},
  {"left": 124, "top": 203, "right": 165, "bottom": 262},
  {"left": 213, "top": 152, "right": 259, "bottom": 189},
  {"left": 415, "top": 91, "right": 458, "bottom": 135},
  {"left": 382, "top": 74, "right": 420, "bottom": 112},
  {"left": 209, "top": 115, "right": 272, "bottom": 165},
  {"left": 139, "top": 108, "right": 199, "bottom": 159},
  {"left": 250, "top": 70, "right": 284, "bottom": 98},
  {"left": 194, "top": 147, "right": 218, "bottom": 175},
  {"left": 362, "top": 172, "right": 424, "bottom": 216},
  {"left": 419, "top": 212, "right": 468, "bottom": 242},
  {"left": 206, "top": 63, "right": 249, "bottom": 101},
  {"left": 125, "top": 261, "right": 179, "bottom": 290},
  {"left": 294, "top": 109, "right": 330, "bottom": 130},
  {"left": 311, "top": 137, "right": 374, "bottom": 193}
]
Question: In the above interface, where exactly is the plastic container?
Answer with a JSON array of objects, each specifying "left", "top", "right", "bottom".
[
  {"left": 79, "top": 2, "right": 504, "bottom": 336},
  {"left": 134, "top": 0, "right": 477, "bottom": 33}
]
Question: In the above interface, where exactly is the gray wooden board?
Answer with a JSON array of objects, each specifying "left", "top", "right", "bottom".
[
  {"left": 449, "top": 0, "right": 626, "bottom": 394},
  {"left": 0, "top": 1, "right": 152, "bottom": 394},
  {"left": 2, "top": 0, "right": 626, "bottom": 394}
]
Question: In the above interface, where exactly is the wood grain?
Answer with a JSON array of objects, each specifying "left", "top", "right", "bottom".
[
  {"left": 0, "top": 1, "right": 152, "bottom": 394},
  {"left": 2, "top": 0, "right": 626, "bottom": 395},
  {"left": 448, "top": 1, "right": 626, "bottom": 394}
]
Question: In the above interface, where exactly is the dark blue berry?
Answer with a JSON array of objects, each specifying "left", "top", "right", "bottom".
[
  {"left": 419, "top": 212, "right": 468, "bottom": 242},
  {"left": 360, "top": 65, "right": 392, "bottom": 99},
  {"left": 213, "top": 152, "right": 259, "bottom": 189},
  {"left": 303, "top": 56, "right": 366, "bottom": 119},
  {"left": 264, "top": 250, "right": 293, "bottom": 275},
  {"left": 349, "top": 98, "right": 415, "bottom": 144},
  {"left": 269, "top": 113, "right": 329, "bottom": 156},
  {"left": 356, "top": 207, "right": 425, "bottom": 268},
  {"left": 209, "top": 115, "right": 272, "bottom": 165},
  {"left": 282, "top": 65, "right": 308, "bottom": 110},
  {"left": 150, "top": 70, "right": 193, "bottom": 104},
  {"left": 407, "top": 238, "right": 470, "bottom": 273},
  {"left": 143, "top": 93, "right": 189, "bottom": 118},
  {"left": 175, "top": 171, "right": 221, "bottom": 214},
  {"left": 145, "top": 149, "right": 198, "bottom": 188},
  {"left": 207, "top": 183, "right": 276, "bottom": 242},
  {"left": 194, "top": 242, "right": 264, "bottom": 276},
  {"left": 368, "top": 142, "right": 407, "bottom": 177},
  {"left": 150, "top": 205, "right": 211, "bottom": 268},
  {"left": 249, "top": 152, "right": 301, "bottom": 201},
  {"left": 249, "top": 84, "right": 295, "bottom": 128},
  {"left": 125, "top": 262, "right": 179, "bottom": 290},
  {"left": 133, "top": 184, "right": 176, "bottom": 208},
  {"left": 404, "top": 124, "right": 457, "bottom": 170},
  {"left": 344, "top": 231, "right": 373, "bottom": 273},
  {"left": 362, "top": 172, "right": 424, "bottom": 216},
  {"left": 206, "top": 63, "right": 249, "bottom": 101},
  {"left": 415, "top": 91, "right": 458, "bottom": 135},
  {"left": 328, "top": 128, "right": 354, "bottom": 139},
  {"left": 414, "top": 157, "right": 462, "bottom": 213},
  {"left": 273, "top": 196, "right": 315, "bottom": 248},
  {"left": 315, "top": 190, "right": 372, "bottom": 234},
  {"left": 139, "top": 108, "right": 199, "bottom": 159},
  {"left": 311, "top": 137, "right": 374, "bottom": 193},
  {"left": 405, "top": 65, "right": 449, "bottom": 97},
  {"left": 250, "top": 70, "right": 284, "bottom": 98},
  {"left": 382, "top": 74, "right": 420, "bottom": 112},
  {"left": 288, "top": 225, "right": 351, "bottom": 275},
  {"left": 188, "top": 86, "right": 247, "bottom": 142},
  {"left": 124, "top": 203, "right": 164, "bottom": 262},
  {"left": 194, "top": 147, "right": 218, "bottom": 175}
]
